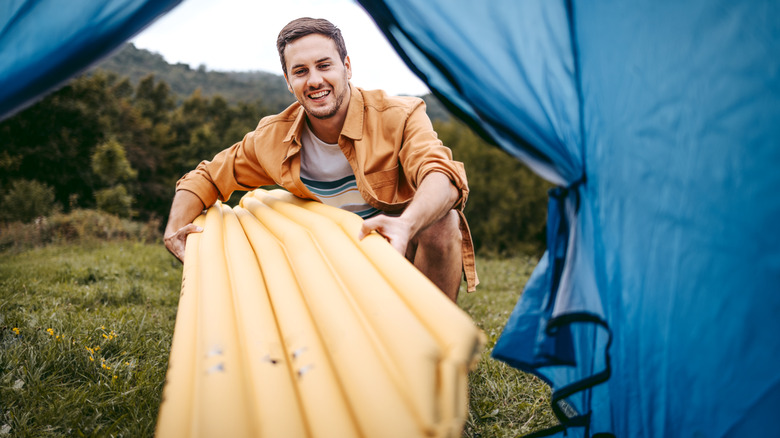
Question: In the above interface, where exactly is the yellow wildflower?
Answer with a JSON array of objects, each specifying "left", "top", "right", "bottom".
[
  {"left": 12, "top": 327, "right": 20, "bottom": 335},
  {"left": 89, "top": 356, "right": 94, "bottom": 362},
  {"left": 112, "top": 375, "right": 118, "bottom": 380},
  {"left": 46, "top": 328, "right": 54, "bottom": 336}
]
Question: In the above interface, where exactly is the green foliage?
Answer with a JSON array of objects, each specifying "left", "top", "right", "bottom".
[
  {"left": 135, "top": 75, "right": 175, "bottom": 122},
  {"left": 0, "top": 73, "right": 117, "bottom": 211},
  {"left": 94, "top": 185, "right": 135, "bottom": 218},
  {"left": 0, "top": 179, "right": 59, "bottom": 223},
  {"left": 0, "top": 66, "right": 276, "bottom": 224},
  {"left": 438, "top": 120, "right": 551, "bottom": 256},
  {"left": 91, "top": 138, "right": 137, "bottom": 218},
  {"left": 92, "top": 139, "right": 137, "bottom": 185}
]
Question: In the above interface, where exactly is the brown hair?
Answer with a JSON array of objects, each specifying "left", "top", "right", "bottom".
[{"left": 277, "top": 17, "right": 348, "bottom": 75}]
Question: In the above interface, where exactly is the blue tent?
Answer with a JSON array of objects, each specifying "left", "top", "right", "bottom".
[
  {"left": 2, "top": 1, "right": 779, "bottom": 436},
  {"left": 357, "top": 0, "right": 780, "bottom": 436}
]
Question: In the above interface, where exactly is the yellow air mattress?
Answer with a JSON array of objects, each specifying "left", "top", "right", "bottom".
[{"left": 155, "top": 189, "right": 486, "bottom": 438}]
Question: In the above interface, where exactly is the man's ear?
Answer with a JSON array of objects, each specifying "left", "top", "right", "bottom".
[
  {"left": 283, "top": 73, "right": 293, "bottom": 93},
  {"left": 344, "top": 55, "right": 352, "bottom": 80}
]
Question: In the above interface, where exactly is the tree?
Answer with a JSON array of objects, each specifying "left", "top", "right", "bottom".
[
  {"left": 127, "top": 74, "right": 177, "bottom": 221},
  {"left": 92, "top": 138, "right": 137, "bottom": 217},
  {"left": 0, "top": 72, "right": 119, "bottom": 210},
  {"left": 0, "top": 179, "right": 58, "bottom": 223},
  {"left": 91, "top": 138, "right": 137, "bottom": 186}
]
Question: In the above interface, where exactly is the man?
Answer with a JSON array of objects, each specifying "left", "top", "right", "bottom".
[{"left": 164, "top": 17, "right": 477, "bottom": 301}]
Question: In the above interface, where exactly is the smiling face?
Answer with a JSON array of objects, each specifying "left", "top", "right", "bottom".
[{"left": 284, "top": 33, "right": 352, "bottom": 121}]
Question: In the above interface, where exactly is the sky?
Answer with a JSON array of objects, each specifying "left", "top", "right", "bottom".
[{"left": 130, "top": 0, "right": 430, "bottom": 96}]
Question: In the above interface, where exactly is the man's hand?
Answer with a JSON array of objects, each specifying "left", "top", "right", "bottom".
[
  {"left": 358, "top": 172, "right": 459, "bottom": 256},
  {"left": 164, "top": 223, "right": 203, "bottom": 262},
  {"left": 359, "top": 215, "right": 414, "bottom": 255},
  {"left": 163, "top": 190, "right": 208, "bottom": 263}
]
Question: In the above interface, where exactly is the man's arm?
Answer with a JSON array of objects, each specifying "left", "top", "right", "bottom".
[
  {"left": 358, "top": 172, "right": 458, "bottom": 255},
  {"left": 163, "top": 190, "right": 207, "bottom": 262}
]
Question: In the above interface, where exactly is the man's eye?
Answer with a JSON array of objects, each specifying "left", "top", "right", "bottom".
[{"left": 319, "top": 64, "right": 331, "bottom": 69}]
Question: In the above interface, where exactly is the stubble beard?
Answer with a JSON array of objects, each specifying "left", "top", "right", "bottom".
[
  {"left": 305, "top": 87, "right": 346, "bottom": 120},
  {"left": 304, "top": 71, "right": 350, "bottom": 120}
]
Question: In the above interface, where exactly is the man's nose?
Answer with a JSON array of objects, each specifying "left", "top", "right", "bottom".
[{"left": 307, "top": 70, "right": 323, "bottom": 88}]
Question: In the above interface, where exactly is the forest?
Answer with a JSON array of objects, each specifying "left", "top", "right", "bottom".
[{"left": 0, "top": 44, "right": 549, "bottom": 256}]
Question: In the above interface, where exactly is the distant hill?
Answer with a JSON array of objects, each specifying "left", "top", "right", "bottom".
[
  {"left": 93, "top": 43, "right": 452, "bottom": 120},
  {"left": 94, "top": 43, "right": 294, "bottom": 112}
]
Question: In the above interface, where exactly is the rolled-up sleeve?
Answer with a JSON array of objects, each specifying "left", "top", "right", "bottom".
[
  {"left": 175, "top": 132, "right": 274, "bottom": 208},
  {"left": 399, "top": 101, "right": 470, "bottom": 209}
]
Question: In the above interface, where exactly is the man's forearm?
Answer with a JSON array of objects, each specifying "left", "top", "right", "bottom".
[
  {"left": 163, "top": 190, "right": 207, "bottom": 261},
  {"left": 164, "top": 190, "right": 206, "bottom": 236},
  {"left": 401, "top": 172, "right": 459, "bottom": 238}
]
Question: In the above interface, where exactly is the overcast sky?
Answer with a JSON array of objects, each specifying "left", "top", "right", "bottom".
[{"left": 130, "top": 0, "right": 430, "bottom": 96}]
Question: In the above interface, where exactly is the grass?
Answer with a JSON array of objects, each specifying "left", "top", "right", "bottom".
[
  {"left": 0, "top": 243, "right": 181, "bottom": 437},
  {"left": 459, "top": 257, "right": 558, "bottom": 437},
  {"left": 0, "top": 239, "right": 556, "bottom": 437}
]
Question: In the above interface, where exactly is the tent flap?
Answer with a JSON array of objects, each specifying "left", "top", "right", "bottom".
[
  {"left": 359, "top": 0, "right": 780, "bottom": 437},
  {"left": 0, "top": 0, "right": 182, "bottom": 121},
  {"left": 358, "top": 0, "right": 584, "bottom": 186}
]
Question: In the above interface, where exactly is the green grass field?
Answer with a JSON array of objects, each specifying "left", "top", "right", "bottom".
[{"left": 0, "top": 241, "right": 555, "bottom": 437}]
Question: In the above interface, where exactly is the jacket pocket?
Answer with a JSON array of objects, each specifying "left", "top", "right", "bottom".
[{"left": 363, "top": 166, "right": 399, "bottom": 202}]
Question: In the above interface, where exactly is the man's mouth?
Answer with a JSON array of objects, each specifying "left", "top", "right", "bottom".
[{"left": 309, "top": 90, "right": 330, "bottom": 100}]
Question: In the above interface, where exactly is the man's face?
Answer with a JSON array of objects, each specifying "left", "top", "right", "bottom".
[{"left": 284, "top": 34, "right": 352, "bottom": 120}]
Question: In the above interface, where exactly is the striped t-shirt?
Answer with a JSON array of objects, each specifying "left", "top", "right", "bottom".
[{"left": 299, "top": 124, "right": 380, "bottom": 219}]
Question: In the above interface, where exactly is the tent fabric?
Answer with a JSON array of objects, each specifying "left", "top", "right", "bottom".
[
  {"left": 0, "top": 0, "right": 182, "bottom": 121},
  {"left": 355, "top": 0, "right": 582, "bottom": 187},
  {"left": 358, "top": 0, "right": 780, "bottom": 437}
]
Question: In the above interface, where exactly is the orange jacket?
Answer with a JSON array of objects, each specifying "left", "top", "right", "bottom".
[{"left": 176, "top": 85, "right": 478, "bottom": 291}]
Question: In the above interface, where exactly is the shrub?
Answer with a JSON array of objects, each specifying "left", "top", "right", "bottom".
[
  {"left": 0, "top": 179, "right": 59, "bottom": 223},
  {"left": 0, "top": 209, "right": 160, "bottom": 251},
  {"left": 95, "top": 185, "right": 134, "bottom": 218}
]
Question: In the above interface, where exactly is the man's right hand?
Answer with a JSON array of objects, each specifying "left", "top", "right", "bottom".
[
  {"left": 163, "top": 190, "right": 209, "bottom": 263},
  {"left": 164, "top": 223, "right": 203, "bottom": 262}
]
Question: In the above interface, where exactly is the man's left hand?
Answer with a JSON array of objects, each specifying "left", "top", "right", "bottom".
[{"left": 359, "top": 215, "right": 413, "bottom": 256}]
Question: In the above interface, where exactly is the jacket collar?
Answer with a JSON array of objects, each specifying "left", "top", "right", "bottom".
[
  {"left": 283, "top": 104, "right": 307, "bottom": 145},
  {"left": 340, "top": 83, "right": 364, "bottom": 141},
  {"left": 282, "top": 83, "right": 364, "bottom": 145}
]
